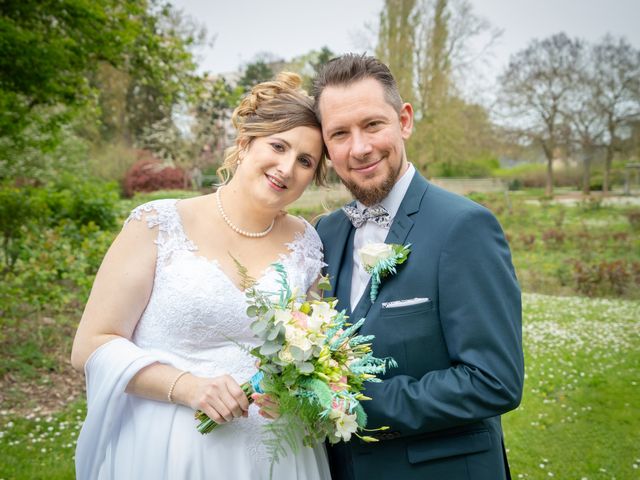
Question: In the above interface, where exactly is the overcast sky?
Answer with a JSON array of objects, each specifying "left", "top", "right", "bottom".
[{"left": 170, "top": 0, "right": 640, "bottom": 82}]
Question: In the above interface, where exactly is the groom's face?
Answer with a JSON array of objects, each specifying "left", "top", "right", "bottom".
[{"left": 318, "top": 78, "right": 413, "bottom": 206}]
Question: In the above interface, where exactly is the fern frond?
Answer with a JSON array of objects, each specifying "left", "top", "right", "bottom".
[{"left": 229, "top": 253, "right": 257, "bottom": 291}]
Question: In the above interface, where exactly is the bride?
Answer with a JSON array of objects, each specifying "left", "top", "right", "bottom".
[{"left": 71, "top": 72, "right": 331, "bottom": 479}]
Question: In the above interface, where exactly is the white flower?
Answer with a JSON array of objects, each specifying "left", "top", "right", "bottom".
[
  {"left": 329, "top": 409, "right": 358, "bottom": 441},
  {"left": 285, "top": 324, "right": 313, "bottom": 354},
  {"left": 278, "top": 347, "right": 294, "bottom": 364},
  {"left": 359, "top": 243, "right": 394, "bottom": 270},
  {"left": 308, "top": 302, "right": 334, "bottom": 331},
  {"left": 274, "top": 309, "right": 293, "bottom": 325}
]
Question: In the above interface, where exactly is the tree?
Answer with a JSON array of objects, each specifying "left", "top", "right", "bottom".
[
  {"left": 499, "top": 33, "right": 583, "bottom": 196},
  {"left": 120, "top": 2, "right": 204, "bottom": 144},
  {"left": 0, "top": 0, "right": 139, "bottom": 110},
  {"left": 238, "top": 60, "right": 275, "bottom": 92},
  {"left": 0, "top": 0, "right": 142, "bottom": 178},
  {"left": 563, "top": 66, "right": 605, "bottom": 195},
  {"left": 413, "top": 0, "right": 500, "bottom": 118},
  {"left": 590, "top": 36, "right": 640, "bottom": 193},
  {"left": 376, "top": 0, "right": 417, "bottom": 105},
  {"left": 0, "top": 0, "right": 205, "bottom": 180},
  {"left": 374, "top": 0, "right": 500, "bottom": 175},
  {"left": 284, "top": 46, "right": 335, "bottom": 91},
  {"left": 312, "top": 46, "right": 336, "bottom": 75},
  {"left": 190, "top": 77, "right": 243, "bottom": 170}
]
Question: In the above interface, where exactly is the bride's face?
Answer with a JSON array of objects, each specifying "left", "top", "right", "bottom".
[{"left": 237, "top": 126, "right": 323, "bottom": 209}]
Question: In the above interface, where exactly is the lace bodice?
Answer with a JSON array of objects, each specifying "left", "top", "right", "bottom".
[{"left": 125, "top": 199, "right": 324, "bottom": 378}]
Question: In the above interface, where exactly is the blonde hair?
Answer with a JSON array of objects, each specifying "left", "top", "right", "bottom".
[{"left": 217, "top": 72, "right": 326, "bottom": 185}]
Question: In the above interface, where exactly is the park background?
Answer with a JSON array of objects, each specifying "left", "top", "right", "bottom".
[{"left": 1, "top": 0, "right": 639, "bottom": 478}]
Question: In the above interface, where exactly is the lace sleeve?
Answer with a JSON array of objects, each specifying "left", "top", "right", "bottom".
[
  {"left": 283, "top": 219, "right": 326, "bottom": 294},
  {"left": 124, "top": 199, "right": 196, "bottom": 265}
]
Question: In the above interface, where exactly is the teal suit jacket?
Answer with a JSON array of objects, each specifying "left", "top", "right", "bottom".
[{"left": 316, "top": 172, "right": 524, "bottom": 480}]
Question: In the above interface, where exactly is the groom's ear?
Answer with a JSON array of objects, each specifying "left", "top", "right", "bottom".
[{"left": 399, "top": 103, "right": 414, "bottom": 140}]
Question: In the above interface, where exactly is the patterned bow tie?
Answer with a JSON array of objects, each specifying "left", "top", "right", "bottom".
[{"left": 342, "top": 204, "right": 391, "bottom": 229}]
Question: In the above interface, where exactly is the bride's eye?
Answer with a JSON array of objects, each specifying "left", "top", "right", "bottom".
[
  {"left": 298, "top": 155, "right": 313, "bottom": 168},
  {"left": 271, "top": 142, "right": 285, "bottom": 153}
]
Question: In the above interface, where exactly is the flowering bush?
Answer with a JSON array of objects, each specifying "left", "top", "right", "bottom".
[{"left": 122, "top": 152, "right": 186, "bottom": 197}]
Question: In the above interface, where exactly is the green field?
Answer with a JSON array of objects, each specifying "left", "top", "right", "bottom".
[{"left": 1, "top": 188, "right": 639, "bottom": 479}]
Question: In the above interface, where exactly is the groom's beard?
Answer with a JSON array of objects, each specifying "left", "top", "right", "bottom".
[{"left": 341, "top": 161, "right": 402, "bottom": 206}]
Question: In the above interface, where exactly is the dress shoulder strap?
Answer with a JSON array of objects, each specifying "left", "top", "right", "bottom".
[{"left": 124, "top": 199, "right": 196, "bottom": 263}]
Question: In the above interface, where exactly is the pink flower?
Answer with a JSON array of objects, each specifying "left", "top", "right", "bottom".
[
  {"left": 292, "top": 311, "right": 309, "bottom": 329},
  {"left": 330, "top": 376, "right": 348, "bottom": 392}
]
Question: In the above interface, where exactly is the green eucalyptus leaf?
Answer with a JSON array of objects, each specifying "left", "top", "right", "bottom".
[
  {"left": 289, "top": 346, "right": 305, "bottom": 362},
  {"left": 267, "top": 323, "right": 284, "bottom": 341},
  {"left": 260, "top": 341, "right": 282, "bottom": 355},
  {"left": 250, "top": 319, "right": 269, "bottom": 336},
  {"left": 297, "top": 362, "right": 314, "bottom": 374}
]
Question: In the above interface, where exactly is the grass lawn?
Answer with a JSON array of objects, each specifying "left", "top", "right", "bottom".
[
  {"left": 1, "top": 294, "right": 638, "bottom": 479},
  {"left": 504, "top": 294, "right": 640, "bottom": 479}
]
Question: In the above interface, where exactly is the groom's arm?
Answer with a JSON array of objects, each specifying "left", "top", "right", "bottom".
[{"left": 363, "top": 207, "right": 524, "bottom": 436}]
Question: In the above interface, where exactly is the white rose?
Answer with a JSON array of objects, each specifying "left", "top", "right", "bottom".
[
  {"left": 278, "top": 346, "right": 294, "bottom": 364},
  {"left": 359, "top": 243, "right": 394, "bottom": 270},
  {"left": 285, "top": 325, "right": 313, "bottom": 354}
]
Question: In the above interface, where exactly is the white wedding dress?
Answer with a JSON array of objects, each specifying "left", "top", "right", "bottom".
[{"left": 75, "top": 199, "right": 331, "bottom": 480}]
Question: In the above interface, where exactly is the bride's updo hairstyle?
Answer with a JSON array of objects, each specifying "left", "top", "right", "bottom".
[{"left": 218, "top": 71, "right": 327, "bottom": 185}]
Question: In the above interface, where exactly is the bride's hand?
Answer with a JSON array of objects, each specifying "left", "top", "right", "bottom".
[
  {"left": 251, "top": 393, "right": 280, "bottom": 420},
  {"left": 183, "top": 374, "right": 250, "bottom": 423}
]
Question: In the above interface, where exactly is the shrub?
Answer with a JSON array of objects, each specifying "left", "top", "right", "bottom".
[
  {"left": 519, "top": 233, "right": 536, "bottom": 247},
  {"left": 1, "top": 221, "right": 115, "bottom": 318},
  {"left": 542, "top": 228, "right": 565, "bottom": 247},
  {"left": 33, "top": 176, "right": 120, "bottom": 230},
  {"left": 123, "top": 152, "right": 186, "bottom": 197},
  {"left": 430, "top": 155, "right": 500, "bottom": 178},
  {"left": 0, "top": 185, "right": 39, "bottom": 271},
  {"left": 626, "top": 210, "right": 640, "bottom": 231},
  {"left": 573, "top": 259, "right": 640, "bottom": 297},
  {"left": 578, "top": 196, "right": 603, "bottom": 212}
]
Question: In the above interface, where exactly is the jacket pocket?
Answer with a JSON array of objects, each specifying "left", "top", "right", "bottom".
[
  {"left": 406, "top": 429, "right": 492, "bottom": 464},
  {"left": 380, "top": 299, "right": 434, "bottom": 318}
]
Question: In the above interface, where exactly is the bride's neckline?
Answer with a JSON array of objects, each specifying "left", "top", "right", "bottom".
[{"left": 171, "top": 199, "right": 311, "bottom": 293}]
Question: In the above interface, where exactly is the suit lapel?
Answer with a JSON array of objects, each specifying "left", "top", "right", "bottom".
[
  {"left": 352, "top": 172, "right": 429, "bottom": 322},
  {"left": 350, "top": 280, "right": 372, "bottom": 322},
  {"left": 322, "top": 208, "right": 354, "bottom": 314},
  {"left": 385, "top": 171, "right": 427, "bottom": 246},
  {"left": 335, "top": 228, "right": 356, "bottom": 316}
]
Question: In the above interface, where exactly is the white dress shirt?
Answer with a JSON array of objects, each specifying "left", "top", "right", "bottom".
[{"left": 350, "top": 163, "right": 415, "bottom": 310}]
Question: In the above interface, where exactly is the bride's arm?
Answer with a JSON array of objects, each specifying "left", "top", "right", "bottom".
[
  {"left": 71, "top": 214, "right": 249, "bottom": 423},
  {"left": 71, "top": 214, "right": 156, "bottom": 371}
]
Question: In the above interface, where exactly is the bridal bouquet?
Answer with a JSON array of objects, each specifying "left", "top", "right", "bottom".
[{"left": 195, "top": 263, "right": 396, "bottom": 462}]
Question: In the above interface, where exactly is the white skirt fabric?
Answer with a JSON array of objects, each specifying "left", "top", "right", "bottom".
[{"left": 76, "top": 339, "right": 330, "bottom": 480}]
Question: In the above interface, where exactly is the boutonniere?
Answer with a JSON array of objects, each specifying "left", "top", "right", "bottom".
[{"left": 359, "top": 243, "right": 411, "bottom": 302}]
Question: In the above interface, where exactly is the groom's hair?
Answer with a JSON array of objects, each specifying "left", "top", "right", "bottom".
[{"left": 311, "top": 54, "right": 403, "bottom": 119}]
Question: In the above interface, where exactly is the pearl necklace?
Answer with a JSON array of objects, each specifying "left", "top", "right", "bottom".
[{"left": 215, "top": 187, "right": 275, "bottom": 238}]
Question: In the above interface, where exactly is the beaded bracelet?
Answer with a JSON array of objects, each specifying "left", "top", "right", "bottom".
[{"left": 167, "top": 370, "right": 190, "bottom": 403}]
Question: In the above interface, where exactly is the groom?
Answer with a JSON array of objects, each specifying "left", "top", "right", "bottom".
[{"left": 313, "top": 54, "right": 524, "bottom": 479}]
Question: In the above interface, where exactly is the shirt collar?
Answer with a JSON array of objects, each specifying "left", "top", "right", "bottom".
[{"left": 356, "top": 163, "right": 415, "bottom": 219}]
